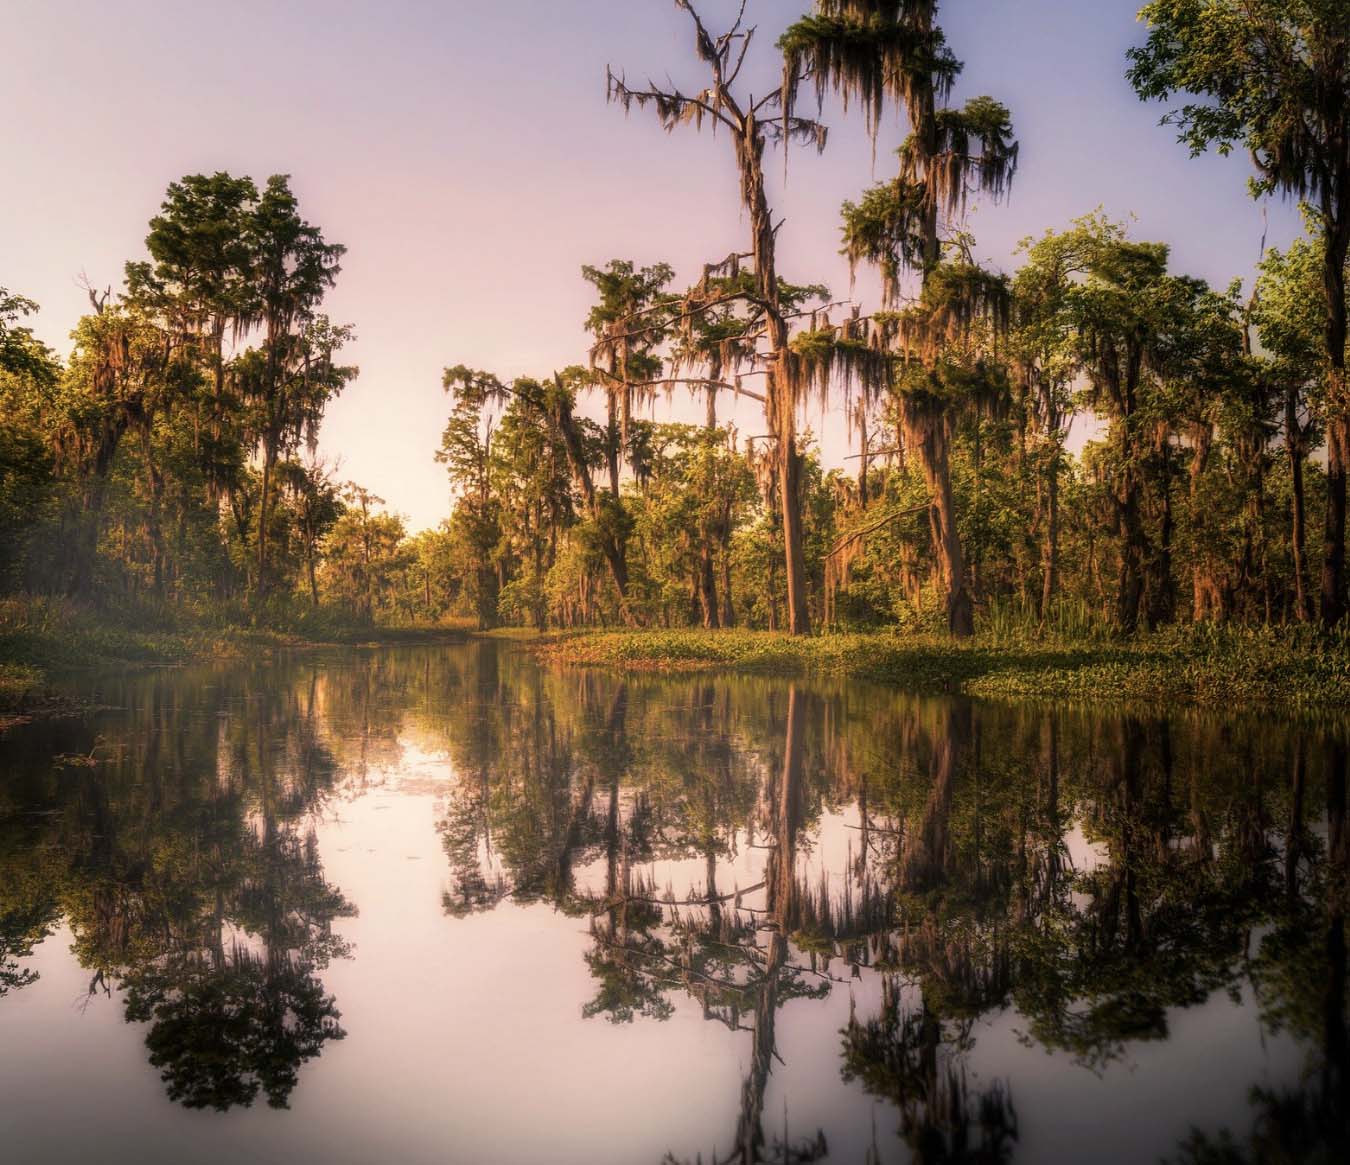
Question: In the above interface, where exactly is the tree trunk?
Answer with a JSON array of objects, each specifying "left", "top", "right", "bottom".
[
  {"left": 697, "top": 544, "right": 719, "bottom": 629},
  {"left": 1320, "top": 205, "right": 1349, "bottom": 628},
  {"left": 738, "top": 110, "right": 809, "bottom": 634},
  {"left": 907, "top": 406, "right": 973, "bottom": 636},
  {"left": 1289, "top": 387, "right": 1313, "bottom": 622},
  {"left": 68, "top": 415, "right": 129, "bottom": 599},
  {"left": 550, "top": 380, "right": 636, "bottom": 625},
  {"left": 1323, "top": 411, "right": 1348, "bottom": 628},
  {"left": 1239, "top": 443, "right": 1268, "bottom": 624},
  {"left": 476, "top": 563, "right": 500, "bottom": 631},
  {"left": 858, "top": 408, "right": 870, "bottom": 505},
  {"left": 606, "top": 390, "right": 622, "bottom": 499},
  {"left": 1147, "top": 442, "right": 1176, "bottom": 628},
  {"left": 1040, "top": 447, "right": 1059, "bottom": 622},
  {"left": 1189, "top": 423, "right": 1213, "bottom": 621},
  {"left": 602, "top": 537, "right": 633, "bottom": 625},
  {"left": 139, "top": 433, "right": 167, "bottom": 600},
  {"left": 779, "top": 427, "right": 810, "bottom": 635},
  {"left": 69, "top": 488, "right": 104, "bottom": 600},
  {"left": 256, "top": 447, "right": 274, "bottom": 606},
  {"left": 908, "top": 90, "right": 973, "bottom": 638},
  {"left": 970, "top": 419, "right": 983, "bottom": 600},
  {"left": 1117, "top": 471, "right": 1148, "bottom": 635},
  {"left": 718, "top": 522, "right": 736, "bottom": 628}
]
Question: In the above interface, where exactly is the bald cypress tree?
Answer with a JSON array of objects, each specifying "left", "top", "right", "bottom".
[
  {"left": 782, "top": 0, "right": 1018, "bottom": 636},
  {"left": 238, "top": 177, "right": 352, "bottom": 605},
  {"left": 608, "top": 1, "right": 830, "bottom": 634}
]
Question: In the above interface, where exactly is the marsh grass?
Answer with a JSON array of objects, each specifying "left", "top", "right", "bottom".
[{"left": 531, "top": 621, "right": 1350, "bottom": 708}]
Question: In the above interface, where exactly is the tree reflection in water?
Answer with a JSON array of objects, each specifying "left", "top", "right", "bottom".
[
  {"left": 420, "top": 645, "right": 1349, "bottom": 1163},
  {"left": 0, "top": 644, "right": 1347, "bottom": 1158},
  {"left": 0, "top": 663, "right": 354, "bottom": 1110}
]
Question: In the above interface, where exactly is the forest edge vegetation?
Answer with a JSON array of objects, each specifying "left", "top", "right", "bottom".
[{"left": 4, "top": 0, "right": 1350, "bottom": 716}]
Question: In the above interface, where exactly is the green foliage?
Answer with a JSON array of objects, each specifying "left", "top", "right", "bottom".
[
  {"left": 535, "top": 623, "right": 1350, "bottom": 708},
  {"left": 1128, "top": 0, "right": 1350, "bottom": 201},
  {"left": 4, "top": 16, "right": 1350, "bottom": 655},
  {"left": 0, "top": 175, "right": 422, "bottom": 636},
  {"left": 319, "top": 486, "right": 410, "bottom": 622},
  {"left": 0, "top": 295, "right": 59, "bottom": 588},
  {"left": 1130, "top": 0, "right": 1350, "bottom": 627}
]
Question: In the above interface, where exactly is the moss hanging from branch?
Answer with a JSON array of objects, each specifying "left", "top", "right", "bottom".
[
  {"left": 780, "top": 10, "right": 958, "bottom": 144},
  {"left": 790, "top": 320, "right": 892, "bottom": 407},
  {"left": 889, "top": 263, "right": 1013, "bottom": 363},
  {"left": 823, "top": 499, "right": 931, "bottom": 624}
]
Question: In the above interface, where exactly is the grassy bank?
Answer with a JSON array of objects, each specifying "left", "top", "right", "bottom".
[
  {"left": 529, "top": 625, "right": 1350, "bottom": 708},
  {"left": 9, "top": 601, "right": 1348, "bottom": 719},
  {"left": 0, "top": 598, "right": 469, "bottom": 727}
]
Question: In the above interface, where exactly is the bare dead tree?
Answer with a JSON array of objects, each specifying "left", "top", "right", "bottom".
[{"left": 608, "top": 0, "right": 831, "bottom": 635}]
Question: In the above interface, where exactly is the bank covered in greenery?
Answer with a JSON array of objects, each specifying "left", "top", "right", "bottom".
[
  {"left": 3, "top": 1, "right": 1349, "bottom": 693},
  {"left": 528, "top": 625, "right": 1350, "bottom": 709}
]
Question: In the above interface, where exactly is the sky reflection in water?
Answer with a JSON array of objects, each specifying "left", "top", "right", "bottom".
[{"left": 0, "top": 642, "right": 1345, "bottom": 1164}]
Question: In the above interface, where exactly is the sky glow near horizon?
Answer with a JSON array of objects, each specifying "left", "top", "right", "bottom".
[{"left": 4, "top": 0, "right": 1302, "bottom": 532}]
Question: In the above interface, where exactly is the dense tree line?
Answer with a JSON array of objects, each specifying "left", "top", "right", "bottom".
[
  {"left": 3, "top": 1, "right": 1348, "bottom": 639},
  {"left": 0, "top": 175, "right": 434, "bottom": 626},
  {"left": 431, "top": 0, "right": 1350, "bottom": 636}
]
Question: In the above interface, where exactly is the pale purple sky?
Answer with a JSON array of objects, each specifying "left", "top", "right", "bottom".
[{"left": 4, "top": 0, "right": 1299, "bottom": 531}]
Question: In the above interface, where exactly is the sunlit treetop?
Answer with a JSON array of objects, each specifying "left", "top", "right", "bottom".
[
  {"left": 0, "top": 287, "right": 58, "bottom": 386},
  {"left": 1128, "top": 0, "right": 1350, "bottom": 206},
  {"left": 779, "top": 3, "right": 960, "bottom": 139}
]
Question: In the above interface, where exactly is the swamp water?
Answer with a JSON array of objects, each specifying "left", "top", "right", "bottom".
[{"left": 0, "top": 640, "right": 1346, "bottom": 1164}]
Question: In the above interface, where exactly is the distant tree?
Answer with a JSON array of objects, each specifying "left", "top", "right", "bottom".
[
  {"left": 1254, "top": 224, "right": 1335, "bottom": 621},
  {"left": 583, "top": 260, "right": 674, "bottom": 497},
  {"left": 236, "top": 177, "right": 352, "bottom": 604},
  {"left": 125, "top": 172, "right": 256, "bottom": 418},
  {"left": 1018, "top": 214, "right": 1251, "bottom": 631},
  {"left": 54, "top": 301, "right": 184, "bottom": 595},
  {"left": 403, "top": 525, "right": 460, "bottom": 620},
  {"left": 439, "top": 366, "right": 508, "bottom": 629},
  {"left": 1012, "top": 232, "right": 1085, "bottom": 618},
  {"left": 321, "top": 485, "right": 406, "bottom": 621},
  {"left": 627, "top": 423, "right": 755, "bottom": 628},
  {"left": 491, "top": 393, "right": 575, "bottom": 629},
  {"left": 279, "top": 456, "right": 343, "bottom": 607},
  {"left": 0, "top": 290, "right": 59, "bottom": 588},
  {"left": 0, "top": 287, "right": 57, "bottom": 382}
]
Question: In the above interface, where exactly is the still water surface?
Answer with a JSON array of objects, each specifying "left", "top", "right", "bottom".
[{"left": 0, "top": 641, "right": 1346, "bottom": 1163}]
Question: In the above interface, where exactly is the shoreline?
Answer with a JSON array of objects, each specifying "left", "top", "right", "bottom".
[
  {"left": 6, "top": 616, "right": 1349, "bottom": 727},
  {"left": 0, "top": 611, "right": 468, "bottom": 731},
  {"left": 518, "top": 626, "right": 1350, "bottom": 710}
]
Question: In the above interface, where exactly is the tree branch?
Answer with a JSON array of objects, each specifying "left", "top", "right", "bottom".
[{"left": 827, "top": 502, "right": 932, "bottom": 559}]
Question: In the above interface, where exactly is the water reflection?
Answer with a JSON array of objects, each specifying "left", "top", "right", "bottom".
[
  {"left": 0, "top": 665, "right": 354, "bottom": 1110},
  {"left": 0, "top": 642, "right": 1346, "bottom": 1162},
  {"left": 414, "top": 647, "right": 1348, "bottom": 1162}
]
